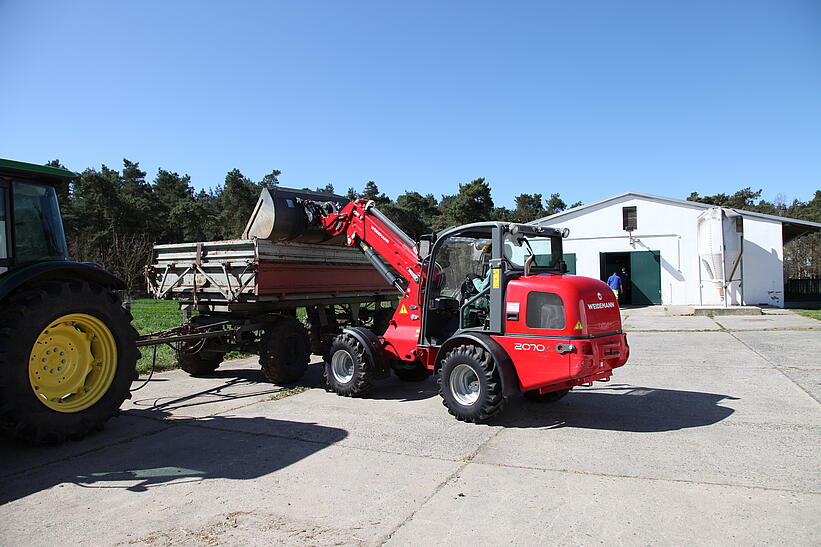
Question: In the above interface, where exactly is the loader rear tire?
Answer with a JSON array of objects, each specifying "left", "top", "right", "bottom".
[
  {"left": 259, "top": 317, "right": 310, "bottom": 384},
  {"left": 325, "top": 333, "right": 374, "bottom": 397},
  {"left": 0, "top": 280, "right": 139, "bottom": 444},
  {"left": 439, "top": 344, "right": 505, "bottom": 423},
  {"left": 524, "top": 388, "right": 571, "bottom": 403}
]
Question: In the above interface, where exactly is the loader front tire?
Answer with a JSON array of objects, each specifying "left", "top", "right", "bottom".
[
  {"left": 259, "top": 317, "right": 310, "bottom": 384},
  {"left": 0, "top": 281, "right": 139, "bottom": 444},
  {"left": 325, "top": 333, "right": 374, "bottom": 396},
  {"left": 439, "top": 344, "right": 505, "bottom": 423}
]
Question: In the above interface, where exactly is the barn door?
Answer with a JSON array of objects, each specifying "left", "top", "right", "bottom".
[{"left": 629, "top": 251, "right": 661, "bottom": 305}]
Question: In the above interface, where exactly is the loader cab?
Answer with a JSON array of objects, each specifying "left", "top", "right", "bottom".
[
  {"left": 0, "top": 159, "right": 72, "bottom": 276},
  {"left": 421, "top": 222, "right": 565, "bottom": 346}
]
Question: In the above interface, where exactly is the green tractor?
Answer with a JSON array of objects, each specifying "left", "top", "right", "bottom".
[{"left": 0, "top": 159, "right": 138, "bottom": 443}]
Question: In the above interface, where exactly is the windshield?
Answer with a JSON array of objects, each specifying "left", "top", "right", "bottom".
[
  {"left": 503, "top": 233, "right": 561, "bottom": 270},
  {"left": 12, "top": 181, "right": 68, "bottom": 263}
]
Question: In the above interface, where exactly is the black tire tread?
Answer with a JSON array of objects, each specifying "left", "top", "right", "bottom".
[
  {"left": 0, "top": 280, "right": 139, "bottom": 444},
  {"left": 438, "top": 344, "right": 506, "bottom": 423},
  {"left": 176, "top": 341, "right": 223, "bottom": 376},
  {"left": 259, "top": 317, "right": 310, "bottom": 384},
  {"left": 324, "top": 333, "right": 374, "bottom": 397}
]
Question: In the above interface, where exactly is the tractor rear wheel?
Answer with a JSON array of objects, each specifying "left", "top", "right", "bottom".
[
  {"left": 259, "top": 317, "right": 310, "bottom": 384},
  {"left": 439, "top": 344, "right": 505, "bottom": 423},
  {"left": 325, "top": 333, "right": 374, "bottom": 396},
  {"left": 524, "top": 388, "right": 571, "bottom": 403},
  {"left": 0, "top": 280, "right": 139, "bottom": 444}
]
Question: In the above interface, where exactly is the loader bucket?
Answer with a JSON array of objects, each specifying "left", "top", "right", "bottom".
[{"left": 242, "top": 186, "right": 349, "bottom": 245}]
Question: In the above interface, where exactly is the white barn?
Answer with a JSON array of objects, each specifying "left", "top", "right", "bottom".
[{"left": 532, "top": 192, "right": 820, "bottom": 308}]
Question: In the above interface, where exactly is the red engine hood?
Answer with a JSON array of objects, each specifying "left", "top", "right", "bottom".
[{"left": 504, "top": 274, "right": 623, "bottom": 338}]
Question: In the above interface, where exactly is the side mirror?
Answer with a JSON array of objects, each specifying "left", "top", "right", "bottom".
[{"left": 418, "top": 233, "right": 435, "bottom": 258}]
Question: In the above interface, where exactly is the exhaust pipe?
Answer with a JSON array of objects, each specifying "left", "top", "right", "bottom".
[{"left": 242, "top": 186, "right": 349, "bottom": 245}]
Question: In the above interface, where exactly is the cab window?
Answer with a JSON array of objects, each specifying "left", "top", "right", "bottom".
[
  {"left": 0, "top": 187, "right": 8, "bottom": 273},
  {"left": 503, "top": 233, "right": 560, "bottom": 271},
  {"left": 12, "top": 181, "right": 68, "bottom": 264},
  {"left": 526, "top": 292, "right": 565, "bottom": 329}
]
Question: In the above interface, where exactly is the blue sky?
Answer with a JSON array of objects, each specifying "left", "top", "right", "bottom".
[{"left": 1, "top": 1, "right": 819, "bottom": 208}]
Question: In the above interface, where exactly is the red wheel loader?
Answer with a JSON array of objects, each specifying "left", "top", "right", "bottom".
[{"left": 274, "top": 191, "right": 630, "bottom": 422}]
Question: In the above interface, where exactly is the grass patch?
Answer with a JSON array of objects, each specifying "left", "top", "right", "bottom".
[
  {"left": 792, "top": 309, "right": 821, "bottom": 321},
  {"left": 130, "top": 299, "right": 395, "bottom": 375},
  {"left": 264, "top": 386, "right": 308, "bottom": 401},
  {"left": 131, "top": 299, "right": 184, "bottom": 373},
  {"left": 130, "top": 299, "right": 256, "bottom": 374}
]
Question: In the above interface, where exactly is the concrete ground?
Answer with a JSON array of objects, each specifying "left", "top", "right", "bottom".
[{"left": 1, "top": 308, "right": 819, "bottom": 546}]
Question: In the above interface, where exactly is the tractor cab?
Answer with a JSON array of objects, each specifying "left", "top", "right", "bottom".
[
  {"left": 0, "top": 159, "right": 71, "bottom": 276},
  {"left": 421, "top": 222, "right": 568, "bottom": 346}
]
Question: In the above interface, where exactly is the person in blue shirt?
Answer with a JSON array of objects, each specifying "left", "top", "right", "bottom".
[{"left": 607, "top": 271, "right": 623, "bottom": 299}]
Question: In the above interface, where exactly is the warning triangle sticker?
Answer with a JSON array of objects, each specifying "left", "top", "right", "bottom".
[
  {"left": 399, "top": 304, "right": 408, "bottom": 314},
  {"left": 574, "top": 321, "right": 583, "bottom": 330}
]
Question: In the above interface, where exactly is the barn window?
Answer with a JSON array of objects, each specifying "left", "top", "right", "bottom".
[{"left": 622, "top": 206, "right": 637, "bottom": 231}]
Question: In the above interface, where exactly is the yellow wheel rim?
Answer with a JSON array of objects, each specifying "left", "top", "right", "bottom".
[{"left": 28, "top": 313, "right": 118, "bottom": 413}]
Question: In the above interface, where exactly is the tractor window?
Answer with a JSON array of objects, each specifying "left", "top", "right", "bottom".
[
  {"left": 0, "top": 187, "right": 8, "bottom": 273},
  {"left": 503, "top": 234, "right": 559, "bottom": 270},
  {"left": 526, "top": 292, "right": 566, "bottom": 329},
  {"left": 12, "top": 181, "right": 68, "bottom": 264}
]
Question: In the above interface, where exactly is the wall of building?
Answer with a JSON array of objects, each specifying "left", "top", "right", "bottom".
[
  {"left": 536, "top": 195, "right": 786, "bottom": 307},
  {"left": 741, "top": 216, "right": 785, "bottom": 307}
]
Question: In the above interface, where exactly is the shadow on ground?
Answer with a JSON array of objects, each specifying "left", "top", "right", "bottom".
[
  {"left": 177, "top": 363, "right": 738, "bottom": 434},
  {"left": 128, "top": 371, "right": 289, "bottom": 415},
  {"left": 0, "top": 414, "right": 348, "bottom": 505},
  {"left": 134, "top": 361, "right": 738, "bottom": 434},
  {"left": 493, "top": 384, "right": 738, "bottom": 432}
]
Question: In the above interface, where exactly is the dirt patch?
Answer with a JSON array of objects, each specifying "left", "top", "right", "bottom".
[{"left": 127, "top": 511, "right": 367, "bottom": 546}]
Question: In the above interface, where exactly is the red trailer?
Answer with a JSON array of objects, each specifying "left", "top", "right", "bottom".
[{"left": 144, "top": 237, "right": 396, "bottom": 381}]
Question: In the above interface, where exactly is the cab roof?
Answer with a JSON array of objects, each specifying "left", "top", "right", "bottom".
[{"left": 0, "top": 158, "right": 78, "bottom": 184}]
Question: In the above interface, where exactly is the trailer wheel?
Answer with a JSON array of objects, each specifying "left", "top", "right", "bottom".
[
  {"left": 439, "top": 344, "right": 505, "bottom": 423},
  {"left": 325, "top": 333, "right": 374, "bottom": 396},
  {"left": 259, "top": 317, "right": 310, "bottom": 384},
  {"left": 176, "top": 340, "right": 225, "bottom": 376},
  {"left": 524, "top": 388, "right": 571, "bottom": 403},
  {"left": 393, "top": 363, "right": 431, "bottom": 382},
  {"left": 0, "top": 281, "right": 139, "bottom": 444}
]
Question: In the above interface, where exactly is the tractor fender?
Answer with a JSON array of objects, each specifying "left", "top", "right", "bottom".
[
  {"left": 436, "top": 332, "right": 520, "bottom": 397},
  {"left": 341, "top": 327, "right": 390, "bottom": 377},
  {"left": 0, "top": 261, "right": 125, "bottom": 302}
]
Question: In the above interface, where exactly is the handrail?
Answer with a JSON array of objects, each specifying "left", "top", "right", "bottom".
[{"left": 460, "top": 286, "right": 491, "bottom": 329}]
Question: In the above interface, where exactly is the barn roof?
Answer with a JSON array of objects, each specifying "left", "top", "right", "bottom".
[{"left": 531, "top": 191, "right": 820, "bottom": 242}]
